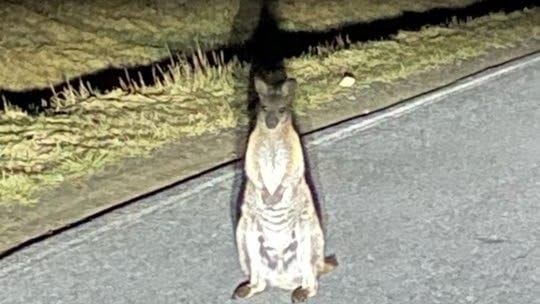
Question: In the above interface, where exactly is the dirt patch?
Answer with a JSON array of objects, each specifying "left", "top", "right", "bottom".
[{"left": 1, "top": 41, "right": 538, "bottom": 256}]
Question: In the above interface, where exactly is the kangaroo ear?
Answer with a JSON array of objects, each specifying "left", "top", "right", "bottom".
[
  {"left": 280, "top": 78, "right": 297, "bottom": 97},
  {"left": 254, "top": 76, "right": 269, "bottom": 96}
]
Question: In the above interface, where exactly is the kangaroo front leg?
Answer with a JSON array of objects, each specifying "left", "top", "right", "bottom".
[
  {"left": 233, "top": 228, "right": 267, "bottom": 299},
  {"left": 291, "top": 223, "right": 319, "bottom": 303}
]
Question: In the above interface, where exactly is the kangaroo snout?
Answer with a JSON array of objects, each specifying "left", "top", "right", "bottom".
[{"left": 265, "top": 114, "right": 279, "bottom": 129}]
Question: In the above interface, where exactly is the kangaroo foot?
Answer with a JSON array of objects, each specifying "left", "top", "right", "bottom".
[
  {"left": 318, "top": 255, "right": 339, "bottom": 276},
  {"left": 232, "top": 280, "right": 266, "bottom": 299},
  {"left": 291, "top": 287, "right": 310, "bottom": 303}
]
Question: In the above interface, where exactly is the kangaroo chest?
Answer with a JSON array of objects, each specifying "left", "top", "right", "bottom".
[{"left": 256, "top": 139, "right": 291, "bottom": 194}]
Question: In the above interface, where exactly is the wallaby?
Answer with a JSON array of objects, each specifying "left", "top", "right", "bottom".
[{"left": 233, "top": 76, "right": 337, "bottom": 303}]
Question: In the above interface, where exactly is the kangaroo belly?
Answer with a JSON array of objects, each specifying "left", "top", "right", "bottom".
[
  {"left": 257, "top": 227, "right": 303, "bottom": 290},
  {"left": 264, "top": 259, "right": 303, "bottom": 290}
]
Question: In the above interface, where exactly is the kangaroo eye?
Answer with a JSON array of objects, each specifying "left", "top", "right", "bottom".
[
  {"left": 262, "top": 105, "right": 268, "bottom": 111},
  {"left": 278, "top": 107, "right": 286, "bottom": 113}
]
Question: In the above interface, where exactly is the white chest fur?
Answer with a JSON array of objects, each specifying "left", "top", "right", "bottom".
[{"left": 256, "top": 139, "right": 289, "bottom": 195}]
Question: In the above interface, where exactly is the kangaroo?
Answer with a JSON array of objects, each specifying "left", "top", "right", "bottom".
[{"left": 233, "top": 76, "right": 338, "bottom": 303}]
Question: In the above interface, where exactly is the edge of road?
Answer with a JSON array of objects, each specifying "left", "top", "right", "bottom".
[
  {"left": 304, "top": 50, "right": 540, "bottom": 147},
  {"left": 0, "top": 50, "right": 538, "bottom": 274}
]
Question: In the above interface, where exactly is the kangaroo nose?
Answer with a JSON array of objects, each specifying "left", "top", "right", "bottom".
[{"left": 265, "top": 114, "right": 279, "bottom": 129}]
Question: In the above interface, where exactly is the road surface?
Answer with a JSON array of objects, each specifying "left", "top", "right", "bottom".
[{"left": 1, "top": 54, "right": 539, "bottom": 304}]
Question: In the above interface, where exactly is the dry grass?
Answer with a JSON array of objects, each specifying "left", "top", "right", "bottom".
[
  {"left": 0, "top": 0, "right": 483, "bottom": 90},
  {"left": 0, "top": 51, "right": 250, "bottom": 204},
  {"left": 0, "top": 0, "right": 252, "bottom": 90},
  {"left": 286, "top": 8, "right": 540, "bottom": 112},
  {"left": 1, "top": 8, "right": 539, "bottom": 205},
  {"left": 273, "top": 0, "right": 481, "bottom": 30}
]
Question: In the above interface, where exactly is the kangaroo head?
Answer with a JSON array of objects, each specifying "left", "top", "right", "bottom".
[{"left": 254, "top": 76, "right": 297, "bottom": 130}]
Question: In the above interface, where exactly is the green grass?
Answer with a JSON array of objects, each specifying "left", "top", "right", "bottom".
[{"left": 1, "top": 8, "right": 538, "bottom": 205}]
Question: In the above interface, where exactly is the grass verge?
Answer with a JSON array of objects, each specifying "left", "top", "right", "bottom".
[
  {"left": 1, "top": 8, "right": 539, "bottom": 206},
  {"left": 0, "top": 0, "right": 484, "bottom": 90},
  {"left": 0, "top": 8, "right": 538, "bottom": 254},
  {"left": 285, "top": 8, "right": 540, "bottom": 113},
  {"left": 0, "top": 0, "right": 252, "bottom": 90},
  {"left": 274, "top": 0, "right": 479, "bottom": 30}
]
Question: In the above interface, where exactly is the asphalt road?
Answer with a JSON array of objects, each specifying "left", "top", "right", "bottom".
[{"left": 1, "top": 54, "right": 539, "bottom": 304}]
